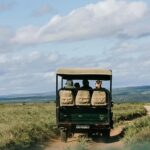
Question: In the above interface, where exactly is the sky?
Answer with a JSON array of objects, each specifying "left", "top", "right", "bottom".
[{"left": 0, "top": 0, "right": 150, "bottom": 95}]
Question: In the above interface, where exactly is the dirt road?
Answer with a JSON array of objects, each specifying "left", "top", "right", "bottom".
[{"left": 44, "top": 125, "right": 124, "bottom": 150}]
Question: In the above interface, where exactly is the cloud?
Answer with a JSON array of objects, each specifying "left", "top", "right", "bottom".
[
  {"left": 32, "top": 4, "right": 56, "bottom": 17},
  {"left": 0, "top": 1, "right": 15, "bottom": 12},
  {"left": 0, "top": 49, "right": 107, "bottom": 95},
  {"left": 11, "top": 0, "right": 149, "bottom": 45},
  {"left": 0, "top": 51, "right": 60, "bottom": 95},
  {"left": 1, "top": 37, "right": 150, "bottom": 95},
  {"left": 97, "top": 40, "right": 150, "bottom": 87},
  {"left": 0, "top": 26, "right": 15, "bottom": 53},
  {"left": 0, "top": 0, "right": 150, "bottom": 95}
]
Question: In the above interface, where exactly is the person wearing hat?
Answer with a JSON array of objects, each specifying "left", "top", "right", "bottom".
[{"left": 64, "top": 80, "right": 74, "bottom": 89}]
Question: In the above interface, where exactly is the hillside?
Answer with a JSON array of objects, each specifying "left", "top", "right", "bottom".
[{"left": 113, "top": 85, "right": 150, "bottom": 102}]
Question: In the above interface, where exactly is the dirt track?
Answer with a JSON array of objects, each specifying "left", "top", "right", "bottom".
[{"left": 44, "top": 125, "right": 124, "bottom": 150}]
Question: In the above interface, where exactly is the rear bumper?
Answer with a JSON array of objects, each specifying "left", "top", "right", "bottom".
[{"left": 57, "top": 122, "right": 111, "bottom": 132}]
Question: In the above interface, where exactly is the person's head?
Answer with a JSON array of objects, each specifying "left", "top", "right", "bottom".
[
  {"left": 95, "top": 80, "right": 102, "bottom": 89},
  {"left": 65, "top": 80, "right": 73, "bottom": 87},
  {"left": 74, "top": 82, "right": 80, "bottom": 88},
  {"left": 82, "top": 79, "right": 89, "bottom": 87}
]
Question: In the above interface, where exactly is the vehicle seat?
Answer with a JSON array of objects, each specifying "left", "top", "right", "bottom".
[
  {"left": 91, "top": 90, "right": 107, "bottom": 106},
  {"left": 59, "top": 89, "right": 74, "bottom": 106},
  {"left": 75, "top": 90, "right": 91, "bottom": 106}
]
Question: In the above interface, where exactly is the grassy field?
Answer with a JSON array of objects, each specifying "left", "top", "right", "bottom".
[
  {"left": 113, "top": 103, "right": 147, "bottom": 125},
  {"left": 0, "top": 102, "right": 57, "bottom": 150},
  {"left": 0, "top": 102, "right": 148, "bottom": 150}
]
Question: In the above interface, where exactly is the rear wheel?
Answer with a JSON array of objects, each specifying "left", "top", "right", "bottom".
[
  {"left": 102, "top": 129, "right": 110, "bottom": 138},
  {"left": 88, "top": 131, "right": 93, "bottom": 137},
  {"left": 60, "top": 129, "right": 67, "bottom": 142}
]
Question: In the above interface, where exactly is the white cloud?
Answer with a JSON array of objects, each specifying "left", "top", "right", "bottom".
[
  {"left": 100, "top": 40, "right": 150, "bottom": 87},
  {"left": 0, "top": 51, "right": 60, "bottom": 95},
  {"left": 11, "top": 0, "right": 149, "bottom": 45},
  {"left": 0, "top": 38, "right": 150, "bottom": 95},
  {"left": 0, "top": 0, "right": 150, "bottom": 95},
  {"left": 0, "top": 50, "right": 104, "bottom": 95},
  {"left": 0, "top": 26, "right": 14, "bottom": 53},
  {"left": 0, "top": 54, "right": 8, "bottom": 64}
]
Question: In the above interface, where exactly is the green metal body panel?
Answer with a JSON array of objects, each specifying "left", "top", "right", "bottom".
[{"left": 59, "top": 107, "right": 109, "bottom": 124}]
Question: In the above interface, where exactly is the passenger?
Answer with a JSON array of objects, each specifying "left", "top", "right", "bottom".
[
  {"left": 95, "top": 80, "right": 102, "bottom": 89},
  {"left": 92, "top": 80, "right": 108, "bottom": 105},
  {"left": 95, "top": 80, "right": 109, "bottom": 92},
  {"left": 81, "top": 79, "right": 92, "bottom": 90},
  {"left": 74, "top": 82, "right": 80, "bottom": 89},
  {"left": 64, "top": 80, "right": 74, "bottom": 89}
]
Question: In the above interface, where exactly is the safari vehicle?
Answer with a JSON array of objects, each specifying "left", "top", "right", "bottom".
[{"left": 56, "top": 68, "right": 113, "bottom": 142}]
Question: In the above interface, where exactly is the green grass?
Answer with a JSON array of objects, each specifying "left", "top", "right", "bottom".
[
  {"left": 0, "top": 102, "right": 147, "bottom": 150},
  {"left": 124, "top": 116, "right": 150, "bottom": 143},
  {"left": 113, "top": 103, "right": 147, "bottom": 125},
  {"left": 0, "top": 102, "right": 57, "bottom": 150}
]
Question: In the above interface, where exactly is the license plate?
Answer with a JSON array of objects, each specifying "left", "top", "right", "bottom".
[{"left": 76, "top": 125, "right": 90, "bottom": 129}]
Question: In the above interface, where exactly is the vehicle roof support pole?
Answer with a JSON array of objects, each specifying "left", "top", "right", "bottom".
[
  {"left": 110, "top": 75, "right": 112, "bottom": 101},
  {"left": 56, "top": 75, "right": 58, "bottom": 106}
]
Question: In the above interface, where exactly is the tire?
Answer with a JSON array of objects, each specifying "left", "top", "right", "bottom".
[
  {"left": 88, "top": 131, "right": 93, "bottom": 137},
  {"left": 110, "top": 112, "right": 114, "bottom": 128},
  {"left": 60, "top": 129, "right": 67, "bottom": 142},
  {"left": 102, "top": 129, "right": 110, "bottom": 138}
]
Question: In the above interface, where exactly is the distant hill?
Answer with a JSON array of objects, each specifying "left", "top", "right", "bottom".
[
  {"left": 0, "top": 85, "right": 150, "bottom": 103},
  {"left": 0, "top": 92, "right": 55, "bottom": 103},
  {"left": 113, "top": 85, "right": 150, "bottom": 102}
]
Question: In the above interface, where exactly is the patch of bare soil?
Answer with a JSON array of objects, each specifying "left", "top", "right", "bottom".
[
  {"left": 43, "top": 126, "right": 124, "bottom": 150},
  {"left": 144, "top": 105, "right": 150, "bottom": 116}
]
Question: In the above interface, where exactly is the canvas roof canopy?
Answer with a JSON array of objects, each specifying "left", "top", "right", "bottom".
[{"left": 56, "top": 68, "right": 112, "bottom": 80}]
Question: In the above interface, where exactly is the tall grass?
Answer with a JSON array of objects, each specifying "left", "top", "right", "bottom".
[
  {"left": 113, "top": 103, "right": 147, "bottom": 125},
  {"left": 0, "top": 102, "right": 147, "bottom": 150},
  {"left": 124, "top": 116, "right": 150, "bottom": 143},
  {"left": 0, "top": 102, "right": 57, "bottom": 150}
]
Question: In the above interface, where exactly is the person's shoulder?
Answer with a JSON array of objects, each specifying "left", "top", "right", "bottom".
[
  {"left": 89, "top": 86, "right": 93, "bottom": 90},
  {"left": 64, "top": 85, "right": 75, "bottom": 88}
]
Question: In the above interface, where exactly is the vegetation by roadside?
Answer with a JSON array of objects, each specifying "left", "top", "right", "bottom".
[
  {"left": 0, "top": 102, "right": 58, "bottom": 150},
  {"left": 0, "top": 102, "right": 148, "bottom": 150},
  {"left": 123, "top": 116, "right": 150, "bottom": 150},
  {"left": 113, "top": 103, "right": 147, "bottom": 126}
]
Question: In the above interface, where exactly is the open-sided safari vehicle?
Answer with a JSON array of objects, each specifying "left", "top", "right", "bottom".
[{"left": 56, "top": 68, "right": 113, "bottom": 142}]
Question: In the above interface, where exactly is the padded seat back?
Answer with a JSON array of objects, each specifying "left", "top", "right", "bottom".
[
  {"left": 91, "top": 90, "right": 107, "bottom": 106},
  {"left": 59, "top": 90, "right": 74, "bottom": 106},
  {"left": 75, "top": 90, "right": 90, "bottom": 106}
]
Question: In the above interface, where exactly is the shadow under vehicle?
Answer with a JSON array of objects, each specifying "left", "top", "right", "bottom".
[{"left": 56, "top": 68, "right": 113, "bottom": 142}]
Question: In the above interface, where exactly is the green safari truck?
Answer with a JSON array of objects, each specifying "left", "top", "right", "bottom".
[{"left": 56, "top": 68, "right": 113, "bottom": 142}]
